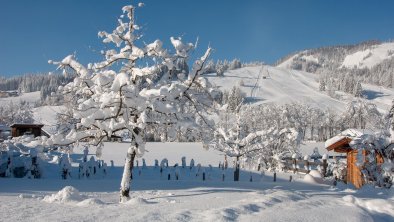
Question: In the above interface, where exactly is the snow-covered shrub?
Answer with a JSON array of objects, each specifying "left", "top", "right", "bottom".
[{"left": 329, "top": 158, "right": 347, "bottom": 182}]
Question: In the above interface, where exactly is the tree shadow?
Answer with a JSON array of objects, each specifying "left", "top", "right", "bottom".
[{"left": 363, "top": 90, "right": 386, "bottom": 100}]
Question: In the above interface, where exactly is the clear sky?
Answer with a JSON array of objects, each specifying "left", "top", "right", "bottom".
[{"left": 1, "top": 0, "right": 394, "bottom": 77}]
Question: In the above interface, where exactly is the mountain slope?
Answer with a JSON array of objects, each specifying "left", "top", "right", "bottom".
[
  {"left": 206, "top": 66, "right": 394, "bottom": 112},
  {"left": 275, "top": 40, "right": 394, "bottom": 88}
]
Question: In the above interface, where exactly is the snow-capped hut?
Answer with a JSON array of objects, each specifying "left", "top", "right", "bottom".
[
  {"left": 10, "top": 123, "right": 44, "bottom": 138},
  {"left": 325, "top": 129, "right": 384, "bottom": 189}
]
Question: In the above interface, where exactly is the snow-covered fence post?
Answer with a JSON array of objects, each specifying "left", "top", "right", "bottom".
[
  {"left": 304, "top": 155, "right": 310, "bottom": 173},
  {"left": 175, "top": 166, "right": 180, "bottom": 180},
  {"left": 292, "top": 154, "right": 297, "bottom": 174},
  {"left": 83, "top": 146, "right": 88, "bottom": 162},
  {"left": 5, "top": 152, "right": 12, "bottom": 177},
  {"left": 142, "top": 158, "right": 147, "bottom": 169},
  {"left": 181, "top": 156, "right": 186, "bottom": 168},
  {"left": 161, "top": 158, "right": 168, "bottom": 169},
  {"left": 190, "top": 159, "right": 195, "bottom": 170},
  {"left": 60, "top": 154, "right": 71, "bottom": 179},
  {"left": 196, "top": 163, "right": 201, "bottom": 177},
  {"left": 321, "top": 154, "right": 328, "bottom": 177},
  {"left": 29, "top": 149, "right": 40, "bottom": 178}
]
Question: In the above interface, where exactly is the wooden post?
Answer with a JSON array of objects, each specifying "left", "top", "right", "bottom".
[
  {"left": 289, "top": 175, "right": 292, "bottom": 182},
  {"left": 304, "top": 160, "right": 310, "bottom": 173},
  {"left": 322, "top": 158, "right": 328, "bottom": 177},
  {"left": 292, "top": 158, "right": 297, "bottom": 174},
  {"left": 273, "top": 172, "right": 276, "bottom": 182}
]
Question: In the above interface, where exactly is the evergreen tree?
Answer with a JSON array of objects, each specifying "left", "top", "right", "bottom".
[{"left": 354, "top": 81, "right": 363, "bottom": 97}]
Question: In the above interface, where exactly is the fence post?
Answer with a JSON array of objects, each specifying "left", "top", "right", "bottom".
[
  {"left": 273, "top": 172, "right": 276, "bottom": 182},
  {"left": 322, "top": 154, "right": 328, "bottom": 177},
  {"left": 292, "top": 158, "right": 297, "bottom": 174}
]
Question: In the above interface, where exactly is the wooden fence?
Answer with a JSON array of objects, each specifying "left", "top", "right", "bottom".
[{"left": 282, "top": 157, "right": 329, "bottom": 176}]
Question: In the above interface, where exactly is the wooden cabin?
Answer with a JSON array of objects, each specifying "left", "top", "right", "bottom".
[
  {"left": 325, "top": 129, "right": 384, "bottom": 189},
  {"left": 10, "top": 123, "right": 44, "bottom": 138}
]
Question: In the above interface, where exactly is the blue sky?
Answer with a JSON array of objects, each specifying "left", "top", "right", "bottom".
[{"left": 1, "top": 0, "right": 394, "bottom": 77}]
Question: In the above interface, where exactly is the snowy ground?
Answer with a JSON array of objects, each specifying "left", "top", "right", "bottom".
[{"left": 0, "top": 142, "right": 393, "bottom": 222}]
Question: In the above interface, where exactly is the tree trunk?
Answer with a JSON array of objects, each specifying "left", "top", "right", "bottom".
[
  {"left": 120, "top": 147, "right": 136, "bottom": 202},
  {"left": 234, "top": 156, "right": 240, "bottom": 181}
]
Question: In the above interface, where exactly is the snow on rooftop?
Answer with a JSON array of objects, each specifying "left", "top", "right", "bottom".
[{"left": 324, "top": 129, "right": 375, "bottom": 149}]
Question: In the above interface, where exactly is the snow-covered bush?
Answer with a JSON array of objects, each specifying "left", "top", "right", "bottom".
[{"left": 329, "top": 158, "right": 347, "bottom": 182}]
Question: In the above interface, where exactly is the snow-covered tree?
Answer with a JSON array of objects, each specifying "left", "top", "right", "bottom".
[
  {"left": 212, "top": 104, "right": 300, "bottom": 180},
  {"left": 319, "top": 78, "right": 326, "bottom": 91},
  {"left": 389, "top": 99, "right": 394, "bottom": 143},
  {"left": 350, "top": 133, "right": 392, "bottom": 188},
  {"left": 0, "top": 100, "right": 34, "bottom": 125},
  {"left": 226, "top": 86, "right": 246, "bottom": 112},
  {"left": 342, "top": 98, "right": 383, "bottom": 130},
  {"left": 353, "top": 81, "right": 363, "bottom": 97},
  {"left": 49, "top": 4, "right": 214, "bottom": 201}
]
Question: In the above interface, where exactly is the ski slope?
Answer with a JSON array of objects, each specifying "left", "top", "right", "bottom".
[
  {"left": 341, "top": 42, "right": 394, "bottom": 69},
  {"left": 206, "top": 66, "right": 394, "bottom": 112}
]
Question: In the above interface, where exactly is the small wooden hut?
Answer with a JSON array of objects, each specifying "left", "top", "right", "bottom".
[
  {"left": 10, "top": 123, "right": 44, "bottom": 138},
  {"left": 325, "top": 129, "right": 384, "bottom": 189}
]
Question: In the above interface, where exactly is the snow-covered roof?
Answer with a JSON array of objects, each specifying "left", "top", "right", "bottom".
[{"left": 324, "top": 129, "right": 374, "bottom": 150}]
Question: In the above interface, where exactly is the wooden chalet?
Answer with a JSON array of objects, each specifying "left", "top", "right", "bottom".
[
  {"left": 325, "top": 129, "right": 384, "bottom": 189},
  {"left": 10, "top": 123, "right": 44, "bottom": 138}
]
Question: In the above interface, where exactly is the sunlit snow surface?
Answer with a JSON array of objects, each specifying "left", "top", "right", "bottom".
[
  {"left": 206, "top": 66, "right": 394, "bottom": 112},
  {"left": 1, "top": 141, "right": 393, "bottom": 222}
]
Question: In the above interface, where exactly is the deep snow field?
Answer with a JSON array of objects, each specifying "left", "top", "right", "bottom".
[{"left": 0, "top": 142, "right": 393, "bottom": 222}]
